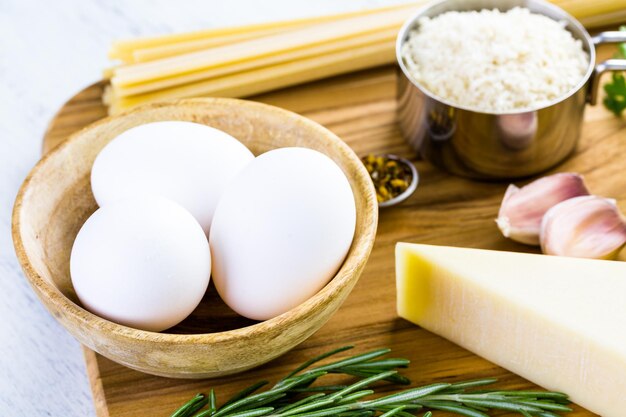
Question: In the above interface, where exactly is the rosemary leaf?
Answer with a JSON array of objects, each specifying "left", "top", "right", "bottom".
[
  {"left": 289, "top": 385, "right": 345, "bottom": 393},
  {"left": 170, "top": 393, "right": 207, "bottom": 417},
  {"left": 486, "top": 391, "right": 569, "bottom": 400},
  {"left": 364, "top": 383, "right": 450, "bottom": 407},
  {"left": 336, "top": 412, "right": 374, "bottom": 417},
  {"left": 341, "top": 359, "right": 410, "bottom": 370},
  {"left": 327, "top": 371, "right": 398, "bottom": 401},
  {"left": 213, "top": 372, "right": 326, "bottom": 417},
  {"left": 457, "top": 398, "right": 544, "bottom": 413},
  {"left": 226, "top": 407, "right": 274, "bottom": 417},
  {"left": 334, "top": 368, "right": 411, "bottom": 385},
  {"left": 446, "top": 379, "right": 498, "bottom": 391},
  {"left": 336, "top": 391, "right": 375, "bottom": 405},
  {"left": 516, "top": 400, "right": 572, "bottom": 412},
  {"left": 273, "top": 393, "right": 326, "bottom": 414},
  {"left": 277, "top": 346, "right": 354, "bottom": 385},
  {"left": 306, "top": 349, "right": 392, "bottom": 374},
  {"left": 220, "top": 381, "right": 269, "bottom": 410},
  {"left": 378, "top": 405, "right": 406, "bottom": 417},
  {"left": 418, "top": 400, "right": 489, "bottom": 417},
  {"left": 278, "top": 397, "right": 338, "bottom": 416},
  {"left": 186, "top": 398, "right": 211, "bottom": 417},
  {"left": 169, "top": 346, "right": 572, "bottom": 417},
  {"left": 280, "top": 404, "right": 355, "bottom": 417}
]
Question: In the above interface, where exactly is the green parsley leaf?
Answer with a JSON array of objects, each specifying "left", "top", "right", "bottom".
[
  {"left": 604, "top": 72, "right": 626, "bottom": 116},
  {"left": 603, "top": 26, "right": 626, "bottom": 116}
]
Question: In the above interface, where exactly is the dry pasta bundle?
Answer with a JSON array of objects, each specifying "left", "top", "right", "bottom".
[{"left": 104, "top": 0, "right": 626, "bottom": 114}]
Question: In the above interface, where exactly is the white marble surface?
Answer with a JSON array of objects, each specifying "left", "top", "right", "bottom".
[{"left": 0, "top": 0, "right": 410, "bottom": 415}]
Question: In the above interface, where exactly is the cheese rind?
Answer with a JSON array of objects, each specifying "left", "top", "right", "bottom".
[{"left": 396, "top": 243, "right": 626, "bottom": 417}]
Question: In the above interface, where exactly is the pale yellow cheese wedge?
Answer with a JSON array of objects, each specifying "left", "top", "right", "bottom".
[{"left": 396, "top": 242, "right": 626, "bottom": 417}]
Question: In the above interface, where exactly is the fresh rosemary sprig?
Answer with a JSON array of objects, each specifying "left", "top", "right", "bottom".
[{"left": 171, "top": 346, "right": 571, "bottom": 417}]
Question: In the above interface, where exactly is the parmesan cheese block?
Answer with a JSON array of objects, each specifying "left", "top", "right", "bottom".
[{"left": 396, "top": 242, "right": 626, "bottom": 417}]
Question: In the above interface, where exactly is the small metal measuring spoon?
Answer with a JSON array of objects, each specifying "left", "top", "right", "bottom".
[{"left": 361, "top": 154, "right": 419, "bottom": 208}]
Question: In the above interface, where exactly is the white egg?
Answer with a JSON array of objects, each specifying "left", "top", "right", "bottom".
[
  {"left": 70, "top": 197, "right": 211, "bottom": 332},
  {"left": 90, "top": 121, "right": 254, "bottom": 234},
  {"left": 209, "top": 147, "right": 356, "bottom": 321}
]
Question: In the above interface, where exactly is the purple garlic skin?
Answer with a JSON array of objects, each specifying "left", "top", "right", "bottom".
[
  {"left": 496, "top": 173, "right": 590, "bottom": 245},
  {"left": 540, "top": 195, "right": 626, "bottom": 260}
]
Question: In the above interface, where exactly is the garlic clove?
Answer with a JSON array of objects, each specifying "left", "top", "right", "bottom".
[
  {"left": 496, "top": 173, "right": 590, "bottom": 245},
  {"left": 496, "top": 184, "right": 538, "bottom": 245},
  {"left": 540, "top": 195, "right": 626, "bottom": 260}
]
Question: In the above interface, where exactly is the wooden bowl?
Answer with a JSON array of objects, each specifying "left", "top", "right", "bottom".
[{"left": 12, "top": 98, "right": 378, "bottom": 378}]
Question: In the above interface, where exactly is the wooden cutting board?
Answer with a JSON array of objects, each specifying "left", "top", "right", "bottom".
[{"left": 43, "top": 47, "right": 625, "bottom": 417}]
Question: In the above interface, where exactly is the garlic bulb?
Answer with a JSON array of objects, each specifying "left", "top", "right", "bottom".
[
  {"left": 540, "top": 195, "right": 626, "bottom": 259},
  {"left": 496, "top": 173, "right": 589, "bottom": 245}
]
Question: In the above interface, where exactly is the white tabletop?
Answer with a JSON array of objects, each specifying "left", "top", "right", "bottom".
[{"left": 0, "top": 0, "right": 410, "bottom": 415}]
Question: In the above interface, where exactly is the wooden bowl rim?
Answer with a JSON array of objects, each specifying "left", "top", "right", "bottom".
[{"left": 12, "top": 97, "right": 378, "bottom": 345}]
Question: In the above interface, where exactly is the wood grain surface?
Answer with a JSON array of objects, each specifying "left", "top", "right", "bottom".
[{"left": 42, "top": 44, "right": 625, "bottom": 416}]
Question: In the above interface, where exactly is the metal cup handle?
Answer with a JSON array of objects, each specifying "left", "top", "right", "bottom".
[{"left": 588, "top": 31, "right": 626, "bottom": 105}]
